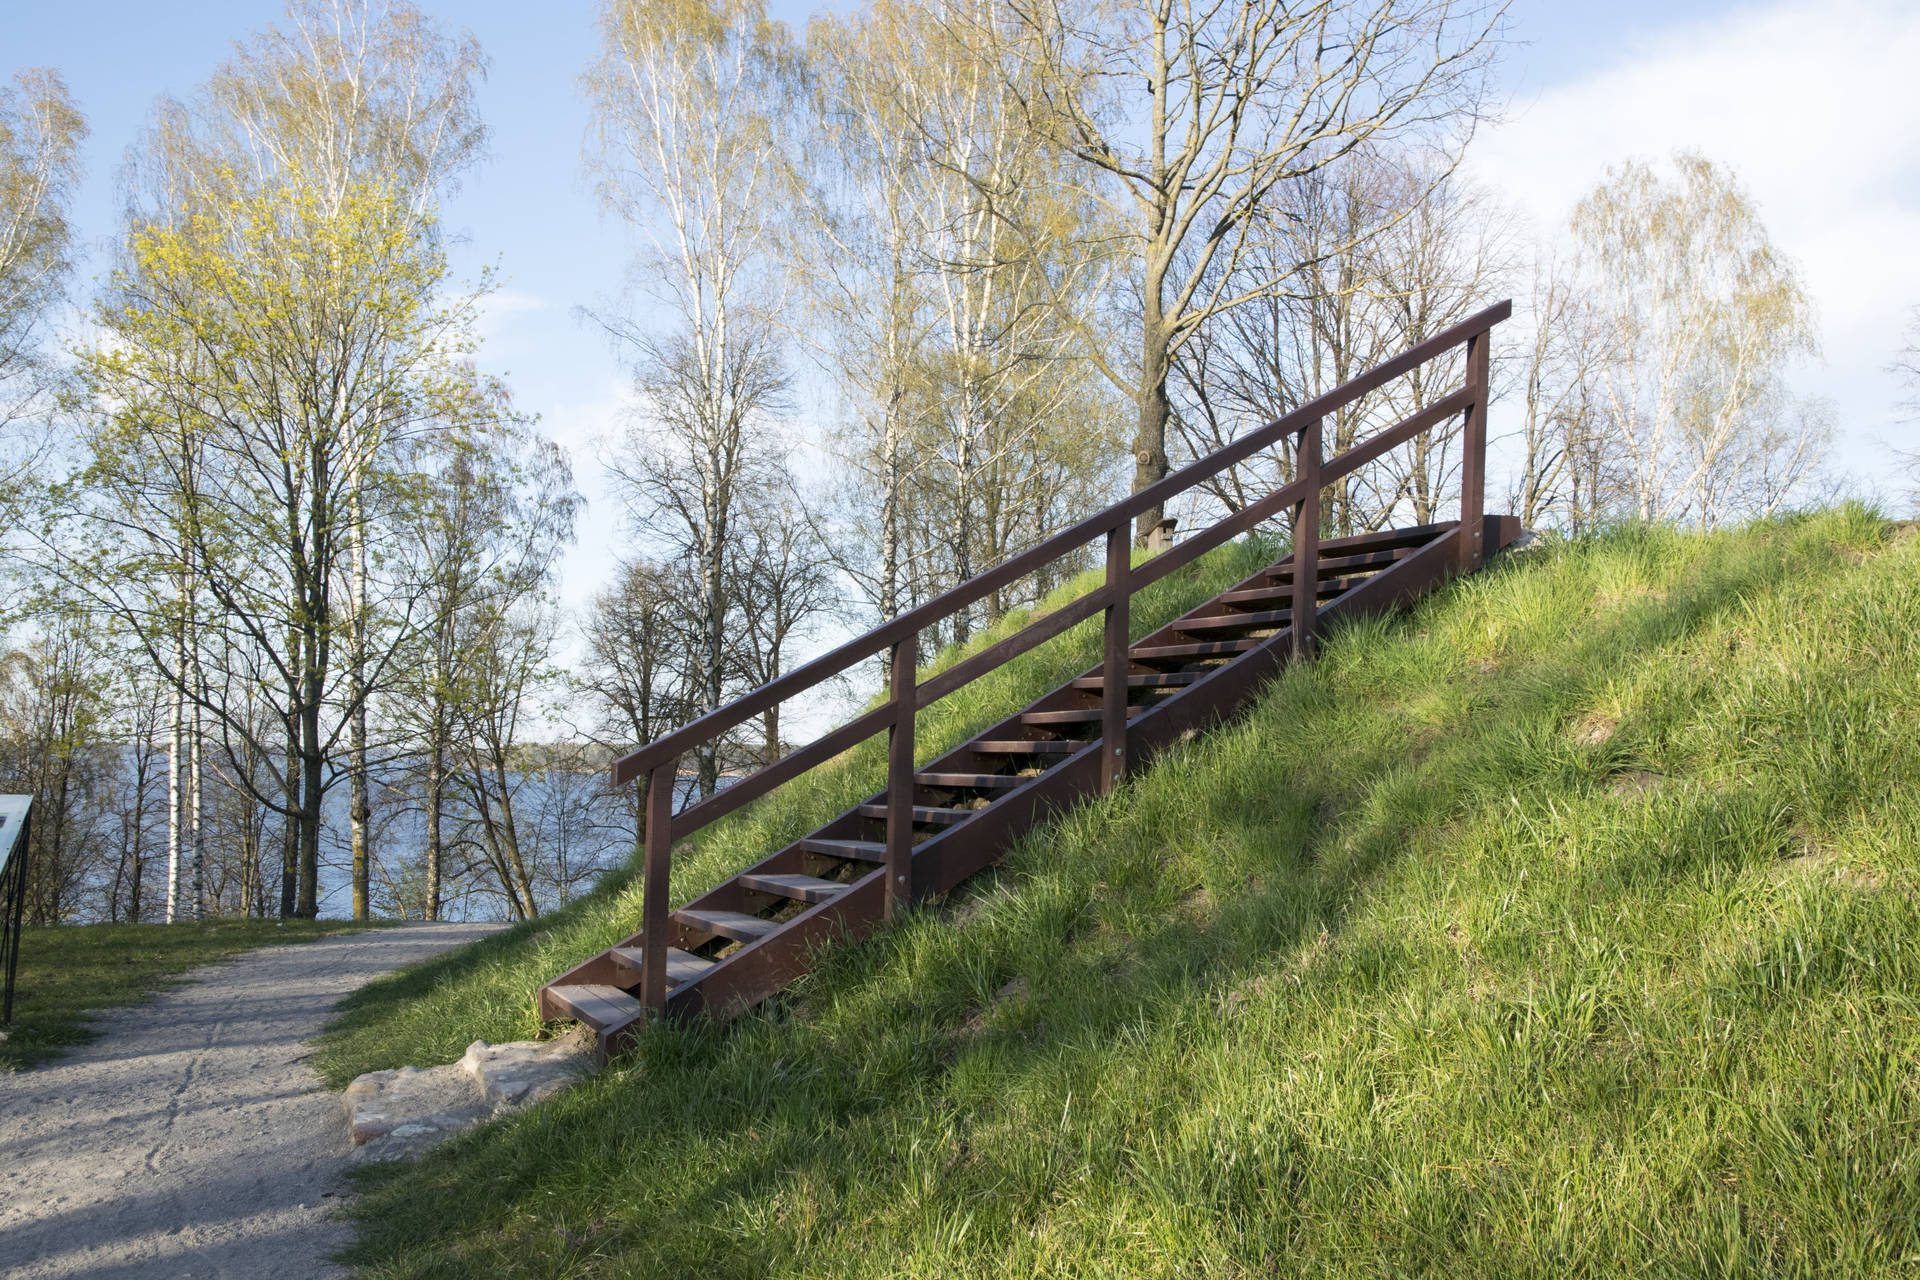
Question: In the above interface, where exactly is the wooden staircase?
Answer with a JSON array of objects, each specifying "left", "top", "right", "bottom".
[{"left": 539, "top": 302, "right": 1519, "bottom": 1058}]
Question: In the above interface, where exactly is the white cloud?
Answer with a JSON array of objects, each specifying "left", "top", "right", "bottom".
[
  {"left": 470, "top": 287, "right": 556, "bottom": 355},
  {"left": 1467, "top": 0, "right": 1920, "bottom": 480}
]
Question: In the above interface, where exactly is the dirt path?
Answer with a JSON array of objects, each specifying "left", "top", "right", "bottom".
[{"left": 0, "top": 922, "right": 503, "bottom": 1280}]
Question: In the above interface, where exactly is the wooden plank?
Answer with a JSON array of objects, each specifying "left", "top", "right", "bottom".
[
  {"left": 916, "top": 772, "right": 1024, "bottom": 791},
  {"left": 859, "top": 803, "right": 973, "bottom": 826},
  {"left": 612, "top": 946, "right": 715, "bottom": 987},
  {"left": 886, "top": 634, "right": 917, "bottom": 918},
  {"left": 1070, "top": 671, "right": 1202, "bottom": 691},
  {"left": 972, "top": 739, "right": 1078, "bottom": 755},
  {"left": 545, "top": 984, "right": 646, "bottom": 1034},
  {"left": 1173, "top": 609, "right": 1291, "bottom": 633},
  {"left": 674, "top": 908, "right": 779, "bottom": 942},
  {"left": 1130, "top": 637, "right": 1264, "bottom": 661},
  {"left": 1021, "top": 705, "right": 1145, "bottom": 726},
  {"left": 797, "top": 838, "right": 885, "bottom": 861},
  {"left": 738, "top": 872, "right": 849, "bottom": 903},
  {"left": 1218, "top": 577, "right": 1363, "bottom": 607}
]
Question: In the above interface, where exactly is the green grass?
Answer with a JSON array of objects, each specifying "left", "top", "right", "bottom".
[
  {"left": 336, "top": 506, "right": 1920, "bottom": 1278},
  {"left": 2, "top": 917, "right": 379, "bottom": 1070}
]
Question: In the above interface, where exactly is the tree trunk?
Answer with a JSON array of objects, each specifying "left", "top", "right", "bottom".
[
  {"left": 280, "top": 722, "right": 299, "bottom": 919},
  {"left": 350, "top": 456, "right": 370, "bottom": 921},
  {"left": 166, "top": 615, "right": 183, "bottom": 924},
  {"left": 189, "top": 678, "right": 204, "bottom": 920},
  {"left": 425, "top": 716, "right": 444, "bottom": 922},
  {"left": 1132, "top": 291, "right": 1173, "bottom": 546}
]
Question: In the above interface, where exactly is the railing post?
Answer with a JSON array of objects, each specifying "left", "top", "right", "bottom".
[
  {"left": 1293, "top": 418, "right": 1322, "bottom": 660},
  {"left": 638, "top": 760, "right": 675, "bottom": 1014},
  {"left": 1102, "top": 523, "right": 1130, "bottom": 794},
  {"left": 886, "top": 632, "right": 917, "bottom": 919},
  {"left": 1460, "top": 327, "right": 1490, "bottom": 571}
]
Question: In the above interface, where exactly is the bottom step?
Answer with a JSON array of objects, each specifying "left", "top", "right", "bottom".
[{"left": 546, "top": 983, "right": 646, "bottom": 1034}]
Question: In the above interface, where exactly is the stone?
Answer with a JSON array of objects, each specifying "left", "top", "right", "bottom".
[
  {"left": 348, "top": 1113, "right": 394, "bottom": 1146},
  {"left": 343, "top": 1027, "right": 597, "bottom": 1162}
]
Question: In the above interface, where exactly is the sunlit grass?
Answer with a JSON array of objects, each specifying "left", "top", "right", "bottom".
[{"left": 335, "top": 504, "right": 1920, "bottom": 1278}]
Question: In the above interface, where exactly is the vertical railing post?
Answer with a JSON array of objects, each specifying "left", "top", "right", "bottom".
[
  {"left": 1293, "top": 418, "right": 1323, "bottom": 660},
  {"left": 1101, "top": 523, "right": 1130, "bottom": 794},
  {"left": 638, "top": 759, "right": 676, "bottom": 1014},
  {"left": 886, "top": 632, "right": 917, "bottom": 919},
  {"left": 1460, "top": 326, "right": 1490, "bottom": 571}
]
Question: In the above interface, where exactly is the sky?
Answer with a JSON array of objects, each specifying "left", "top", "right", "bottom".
[{"left": 9, "top": 0, "right": 1919, "bottom": 721}]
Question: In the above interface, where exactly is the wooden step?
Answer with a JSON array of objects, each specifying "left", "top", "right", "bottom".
[
  {"left": 611, "top": 945, "right": 716, "bottom": 987},
  {"left": 916, "top": 772, "right": 1026, "bottom": 791},
  {"left": 545, "top": 983, "right": 647, "bottom": 1034},
  {"left": 1218, "top": 579, "right": 1359, "bottom": 607},
  {"left": 797, "top": 838, "right": 885, "bottom": 861},
  {"left": 1071, "top": 670, "right": 1202, "bottom": 691},
  {"left": 738, "top": 872, "right": 849, "bottom": 903},
  {"left": 1265, "top": 547, "right": 1405, "bottom": 579},
  {"left": 1020, "top": 705, "right": 1146, "bottom": 726},
  {"left": 1173, "top": 609, "right": 1290, "bottom": 634},
  {"left": 1131, "top": 636, "right": 1265, "bottom": 662},
  {"left": 857, "top": 803, "right": 974, "bottom": 826},
  {"left": 675, "top": 907, "right": 780, "bottom": 943},
  {"left": 972, "top": 739, "right": 1080, "bottom": 756}
]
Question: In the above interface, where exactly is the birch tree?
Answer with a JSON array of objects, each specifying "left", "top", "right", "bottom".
[
  {"left": 0, "top": 67, "right": 86, "bottom": 457},
  {"left": 993, "top": 0, "right": 1500, "bottom": 542},
  {"left": 1572, "top": 153, "right": 1821, "bottom": 527},
  {"left": 584, "top": 0, "right": 800, "bottom": 798}
]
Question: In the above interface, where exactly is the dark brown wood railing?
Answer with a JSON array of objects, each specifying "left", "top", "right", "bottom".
[{"left": 613, "top": 299, "right": 1509, "bottom": 1013}]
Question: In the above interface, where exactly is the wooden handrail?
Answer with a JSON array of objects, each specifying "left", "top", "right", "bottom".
[
  {"left": 615, "top": 299, "right": 1512, "bottom": 1014},
  {"left": 610, "top": 298, "right": 1513, "bottom": 789}
]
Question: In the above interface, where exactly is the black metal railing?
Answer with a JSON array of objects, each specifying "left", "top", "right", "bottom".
[{"left": 1, "top": 795, "right": 36, "bottom": 1024}]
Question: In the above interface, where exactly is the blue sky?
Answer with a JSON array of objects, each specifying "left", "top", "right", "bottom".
[{"left": 11, "top": 0, "right": 1918, "bottom": 647}]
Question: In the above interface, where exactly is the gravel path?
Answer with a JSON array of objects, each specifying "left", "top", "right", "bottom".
[{"left": 0, "top": 922, "right": 503, "bottom": 1280}]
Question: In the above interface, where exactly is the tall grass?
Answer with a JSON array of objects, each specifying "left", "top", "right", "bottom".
[{"left": 340, "top": 506, "right": 1920, "bottom": 1279}]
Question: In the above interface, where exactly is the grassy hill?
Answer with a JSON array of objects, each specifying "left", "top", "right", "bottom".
[{"left": 326, "top": 506, "right": 1920, "bottom": 1279}]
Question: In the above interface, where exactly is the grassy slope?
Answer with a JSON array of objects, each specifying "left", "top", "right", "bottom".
[
  {"left": 312, "top": 537, "right": 1281, "bottom": 1084},
  {"left": 2, "top": 918, "right": 377, "bottom": 1070},
  {"left": 343, "top": 507, "right": 1920, "bottom": 1279}
]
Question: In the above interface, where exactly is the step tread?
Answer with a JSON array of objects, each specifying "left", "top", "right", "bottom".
[
  {"left": 738, "top": 871, "right": 849, "bottom": 902},
  {"left": 1071, "top": 671, "right": 1202, "bottom": 691},
  {"left": 675, "top": 907, "right": 781, "bottom": 940},
  {"left": 1218, "top": 581, "right": 1351, "bottom": 607},
  {"left": 1132, "top": 636, "right": 1265, "bottom": 661},
  {"left": 1021, "top": 705, "right": 1146, "bottom": 725},
  {"left": 917, "top": 772, "right": 1025, "bottom": 790},
  {"left": 1174, "top": 609, "right": 1290, "bottom": 633},
  {"left": 545, "top": 983, "right": 647, "bottom": 1033},
  {"left": 1264, "top": 547, "right": 1406, "bottom": 579},
  {"left": 856, "top": 803, "right": 975, "bottom": 825},
  {"left": 973, "top": 739, "right": 1080, "bottom": 755},
  {"left": 797, "top": 838, "right": 885, "bottom": 861},
  {"left": 611, "top": 945, "right": 716, "bottom": 986}
]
